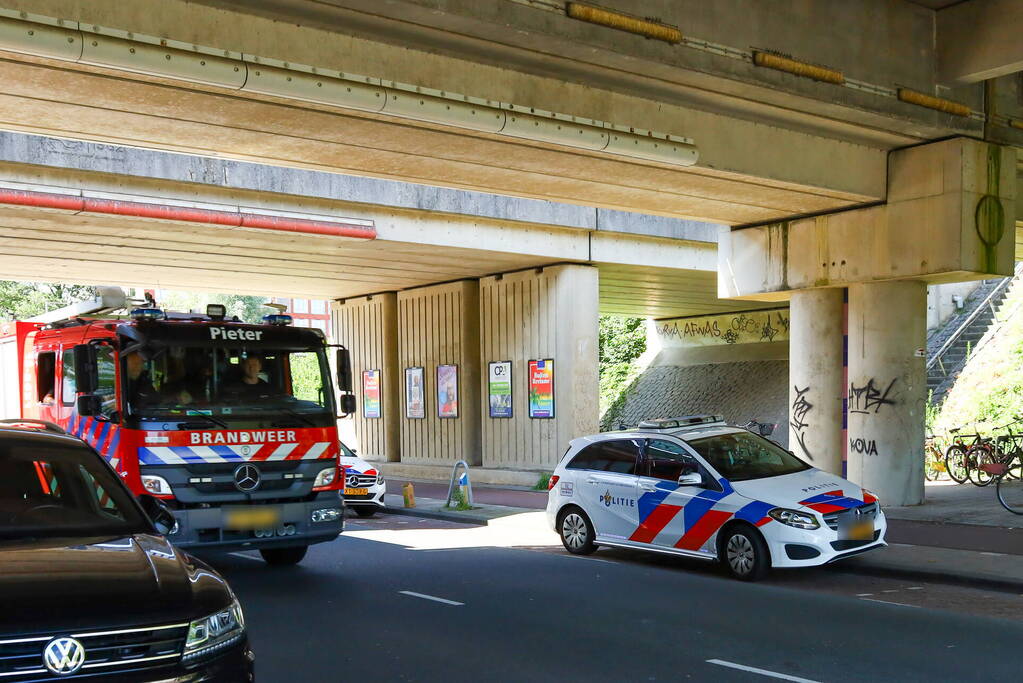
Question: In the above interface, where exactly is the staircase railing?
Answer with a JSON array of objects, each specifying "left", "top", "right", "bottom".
[{"left": 927, "top": 262, "right": 1023, "bottom": 375}]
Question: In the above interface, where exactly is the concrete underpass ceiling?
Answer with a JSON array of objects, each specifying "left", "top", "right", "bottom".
[{"left": 0, "top": 206, "right": 757, "bottom": 319}]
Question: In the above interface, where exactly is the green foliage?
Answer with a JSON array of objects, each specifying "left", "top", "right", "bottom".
[
  {"left": 289, "top": 352, "right": 324, "bottom": 403},
  {"left": 156, "top": 290, "right": 270, "bottom": 324},
  {"left": 0, "top": 281, "right": 95, "bottom": 321},
  {"left": 934, "top": 283, "right": 1023, "bottom": 437},
  {"left": 533, "top": 471, "right": 552, "bottom": 491},
  {"left": 446, "top": 486, "right": 473, "bottom": 511},
  {"left": 598, "top": 315, "right": 647, "bottom": 415}
]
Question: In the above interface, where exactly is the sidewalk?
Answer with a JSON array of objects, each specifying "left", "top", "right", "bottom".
[{"left": 383, "top": 477, "right": 1023, "bottom": 592}]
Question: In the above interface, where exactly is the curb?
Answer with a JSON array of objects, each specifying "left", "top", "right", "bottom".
[
  {"left": 383, "top": 505, "right": 489, "bottom": 526},
  {"left": 835, "top": 560, "right": 1023, "bottom": 595}
]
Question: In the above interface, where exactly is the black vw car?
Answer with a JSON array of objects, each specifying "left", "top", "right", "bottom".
[{"left": 0, "top": 420, "right": 254, "bottom": 681}]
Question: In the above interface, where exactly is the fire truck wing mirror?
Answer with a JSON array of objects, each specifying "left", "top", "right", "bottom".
[
  {"left": 76, "top": 394, "right": 102, "bottom": 417},
  {"left": 338, "top": 394, "right": 357, "bottom": 417},
  {"left": 138, "top": 494, "right": 177, "bottom": 535},
  {"left": 73, "top": 344, "right": 99, "bottom": 394},
  {"left": 336, "top": 348, "right": 353, "bottom": 393}
]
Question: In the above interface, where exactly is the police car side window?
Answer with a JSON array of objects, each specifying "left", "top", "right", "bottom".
[
  {"left": 566, "top": 440, "right": 640, "bottom": 475},
  {"left": 645, "top": 439, "right": 700, "bottom": 482}
]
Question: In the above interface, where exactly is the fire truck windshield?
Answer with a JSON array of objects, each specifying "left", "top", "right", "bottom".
[{"left": 123, "top": 345, "right": 334, "bottom": 422}]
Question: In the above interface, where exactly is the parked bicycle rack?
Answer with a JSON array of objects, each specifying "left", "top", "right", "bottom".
[{"left": 445, "top": 460, "right": 474, "bottom": 507}]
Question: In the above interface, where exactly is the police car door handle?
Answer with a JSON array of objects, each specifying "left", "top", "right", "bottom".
[{"left": 639, "top": 482, "right": 657, "bottom": 492}]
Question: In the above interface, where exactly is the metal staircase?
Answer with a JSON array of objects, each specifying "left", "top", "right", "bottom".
[{"left": 927, "top": 264, "right": 1023, "bottom": 405}]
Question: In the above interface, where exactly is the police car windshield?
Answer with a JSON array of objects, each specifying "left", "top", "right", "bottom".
[
  {"left": 686, "top": 431, "right": 811, "bottom": 482},
  {"left": 0, "top": 441, "right": 149, "bottom": 540},
  {"left": 124, "top": 346, "right": 332, "bottom": 417}
]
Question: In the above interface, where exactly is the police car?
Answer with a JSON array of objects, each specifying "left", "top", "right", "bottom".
[
  {"left": 546, "top": 415, "right": 886, "bottom": 580},
  {"left": 340, "top": 441, "right": 386, "bottom": 517}
]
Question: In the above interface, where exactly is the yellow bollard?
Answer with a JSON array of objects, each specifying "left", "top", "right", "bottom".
[{"left": 402, "top": 482, "right": 416, "bottom": 508}]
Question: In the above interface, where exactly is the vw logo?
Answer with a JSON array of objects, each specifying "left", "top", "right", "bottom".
[
  {"left": 346, "top": 473, "right": 359, "bottom": 488},
  {"left": 43, "top": 637, "right": 85, "bottom": 675},
  {"left": 233, "top": 464, "right": 261, "bottom": 492}
]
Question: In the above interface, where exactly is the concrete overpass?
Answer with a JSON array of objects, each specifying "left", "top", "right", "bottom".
[{"left": 0, "top": 0, "right": 1021, "bottom": 503}]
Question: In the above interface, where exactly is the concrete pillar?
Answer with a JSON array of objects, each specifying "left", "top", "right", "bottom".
[
  {"left": 331, "top": 294, "right": 400, "bottom": 462},
  {"left": 788, "top": 288, "right": 845, "bottom": 475},
  {"left": 479, "top": 265, "right": 598, "bottom": 470},
  {"left": 847, "top": 281, "right": 926, "bottom": 506}
]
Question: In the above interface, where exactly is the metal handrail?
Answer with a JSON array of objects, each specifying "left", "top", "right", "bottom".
[
  {"left": 927, "top": 263, "right": 1023, "bottom": 373},
  {"left": 445, "top": 460, "right": 474, "bottom": 507}
]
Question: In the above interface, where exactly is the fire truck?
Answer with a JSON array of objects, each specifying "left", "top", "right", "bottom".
[{"left": 0, "top": 287, "right": 357, "bottom": 565}]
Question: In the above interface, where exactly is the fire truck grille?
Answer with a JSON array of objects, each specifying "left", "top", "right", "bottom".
[{"left": 0, "top": 623, "right": 187, "bottom": 680}]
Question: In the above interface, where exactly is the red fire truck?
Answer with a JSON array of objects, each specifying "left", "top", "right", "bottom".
[{"left": 0, "top": 288, "right": 356, "bottom": 565}]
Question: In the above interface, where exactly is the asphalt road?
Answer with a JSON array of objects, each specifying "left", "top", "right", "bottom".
[{"left": 198, "top": 512, "right": 1023, "bottom": 682}]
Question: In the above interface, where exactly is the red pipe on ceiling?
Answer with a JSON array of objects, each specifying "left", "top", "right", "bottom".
[{"left": 0, "top": 188, "right": 376, "bottom": 240}]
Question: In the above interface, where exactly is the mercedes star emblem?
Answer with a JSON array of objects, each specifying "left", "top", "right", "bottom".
[
  {"left": 234, "top": 463, "right": 261, "bottom": 492},
  {"left": 346, "top": 473, "right": 359, "bottom": 488},
  {"left": 43, "top": 637, "right": 86, "bottom": 675}
]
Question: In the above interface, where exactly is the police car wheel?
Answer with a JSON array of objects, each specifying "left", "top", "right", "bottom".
[
  {"left": 260, "top": 546, "right": 309, "bottom": 566},
  {"left": 559, "top": 508, "right": 597, "bottom": 555},
  {"left": 354, "top": 507, "right": 376, "bottom": 518},
  {"left": 721, "top": 527, "right": 769, "bottom": 581}
]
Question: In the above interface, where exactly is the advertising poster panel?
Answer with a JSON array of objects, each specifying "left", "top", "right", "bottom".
[
  {"left": 437, "top": 364, "right": 459, "bottom": 418},
  {"left": 527, "top": 359, "right": 554, "bottom": 418},
  {"left": 362, "top": 369, "right": 381, "bottom": 418},
  {"left": 488, "top": 361, "right": 513, "bottom": 418},
  {"left": 404, "top": 366, "right": 425, "bottom": 419}
]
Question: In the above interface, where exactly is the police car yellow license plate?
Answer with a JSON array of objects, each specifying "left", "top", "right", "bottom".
[
  {"left": 224, "top": 506, "right": 281, "bottom": 530},
  {"left": 848, "top": 520, "right": 874, "bottom": 540},
  {"left": 344, "top": 487, "right": 369, "bottom": 496}
]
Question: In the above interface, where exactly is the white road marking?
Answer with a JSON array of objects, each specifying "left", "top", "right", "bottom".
[
  {"left": 856, "top": 593, "right": 874, "bottom": 597},
  {"left": 906, "top": 586, "right": 923, "bottom": 590},
  {"left": 981, "top": 551, "right": 1005, "bottom": 557},
  {"left": 399, "top": 591, "right": 464, "bottom": 606},
  {"left": 229, "top": 552, "right": 263, "bottom": 563},
  {"left": 707, "top": 659, "right": 821, "bottom": 683},
  {"left": 861, "top": 598, "right": 920, "bottom": 608}
]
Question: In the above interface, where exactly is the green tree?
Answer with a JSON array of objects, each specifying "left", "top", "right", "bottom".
[
  {"left": 598, "top": 315, "right": 647, "bottom": 416},
  {"left": 0, "top": 281, "right": 95, "bottom": 321},
  {"left": 155, "top": 290, "right": 270, "bottom": 323}
]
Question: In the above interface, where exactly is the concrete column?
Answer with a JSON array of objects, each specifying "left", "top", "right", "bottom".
[
  {"left": 479, "top": 265, "right": 598, "bottom": 470},
  {"left": 788, "top": 288, "right": 845, "bottom": 475},
  {"left": 847, "top": 281, "right": 926, "bottom": 506}
]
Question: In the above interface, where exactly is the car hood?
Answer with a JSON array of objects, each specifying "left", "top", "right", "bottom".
[
  {"left": 0, "top": 534, "right": 233, "bottom": 636},
  {"left": 729, "top": 468, "right": 873, "bottom": 511},
  {"left": 340, "top": 454, "right": 377, "bottom": 476}
]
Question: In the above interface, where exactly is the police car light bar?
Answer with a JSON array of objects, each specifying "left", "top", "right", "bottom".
[
  {"left": 130, "top": 307, "right": 165, "bottom": 322},
  {"left": 637, "top": 415, "right": 725, "bottom": 430},
  {"left": 263, "top": 314, "right": 293, "bottom": 326}
]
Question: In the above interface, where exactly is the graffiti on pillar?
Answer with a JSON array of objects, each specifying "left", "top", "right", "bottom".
[
  {"left": 760, "top": 320, "right": 778, "bottom": 342},
  {"left": 849, "top": 438, "right": 879, "bottom": 456},
  {"left": 848, "top": 378, "right": 897, "bottom": 414},
  {"left": 790, "top": 385, "right": 814, "bottom": 460},
  {"left": 775, "top": 311, "right": 790, "bottom": 334},
  {"left": 722, "top": 329, "right": 739, "bottom": 344},
  {"left": 974, "top": 145, "right": 1005, "bottom": 274}
]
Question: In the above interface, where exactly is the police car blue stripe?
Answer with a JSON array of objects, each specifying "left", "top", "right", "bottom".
[{"left": 734, "top": 500, "right": 774, "bottom": 524}]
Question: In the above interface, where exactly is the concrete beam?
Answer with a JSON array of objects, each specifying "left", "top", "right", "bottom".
[
  {"left": 719, "top": 138, "right": 1017, "bottom": 300},
  {"left": 938, "top": 0, "right": 1023, "bottom": 84}
]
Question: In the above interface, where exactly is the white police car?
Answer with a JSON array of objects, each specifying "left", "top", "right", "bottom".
[
  {"left": 546, "top": 415, "right": 886, "bottom": 580},
  {"left": 340, "top": 442, "right": 386, "bottom": 517}
]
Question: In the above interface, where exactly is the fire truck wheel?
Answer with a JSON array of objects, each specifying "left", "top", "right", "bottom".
[
  {"left": 259, "top": 546, "right": 309, "bottom": 566},
  {"left": 353, "top": 507, "right": 376, "bottom": 518}
]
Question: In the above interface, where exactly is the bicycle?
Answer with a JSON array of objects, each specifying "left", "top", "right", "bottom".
[
  {"left": 944, "top": 427, "right": 984, "bottom": 484},
  {"left": 984, "top": 457, "right": 1023, "bottom": 515},
  {"left": 972, "top": 418, "right": 1023, "bottom": 486},
  {"left": 924, "top": 434, "right": 947, "bottom": 481}
]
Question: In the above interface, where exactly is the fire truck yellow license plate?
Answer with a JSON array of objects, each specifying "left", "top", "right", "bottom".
[
  {"left": 344, "top": 488, "right": 369, "bottom": 496},
  {"left": 225, "top": 507, "right": 281, "bottom": 530}
]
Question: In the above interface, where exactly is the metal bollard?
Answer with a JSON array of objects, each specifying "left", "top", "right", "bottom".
[{"left": 402, "top": 482, "right": 416, "bottom": 508}]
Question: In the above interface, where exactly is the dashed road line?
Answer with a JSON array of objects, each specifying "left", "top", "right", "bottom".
[
  {"left": 707, "top": 659, "right": 821, "bottom": 683},
  {"left": 229, "top": 552, "right": 263, "bottom": 563},
  {"left": 399, "top": 591, "right": 464, "bottom": 606},
  {"left": 861, "top": 598, "right": 920, "bottom": 608}
]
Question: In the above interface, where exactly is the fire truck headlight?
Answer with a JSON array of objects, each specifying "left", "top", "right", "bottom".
[
  {"left": 313, "top": 467, "right": 336, "bottom": 489},
  {"left": 141, "top": 475, "right": 173, "bottom": 496},
  {"left": 183, "top": 600, "right": 245, "bottom": 663}
]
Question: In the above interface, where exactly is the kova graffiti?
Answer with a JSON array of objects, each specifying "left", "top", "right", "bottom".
[{"left": 849, "top": 438, "right": 879, "bottom": 456}]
